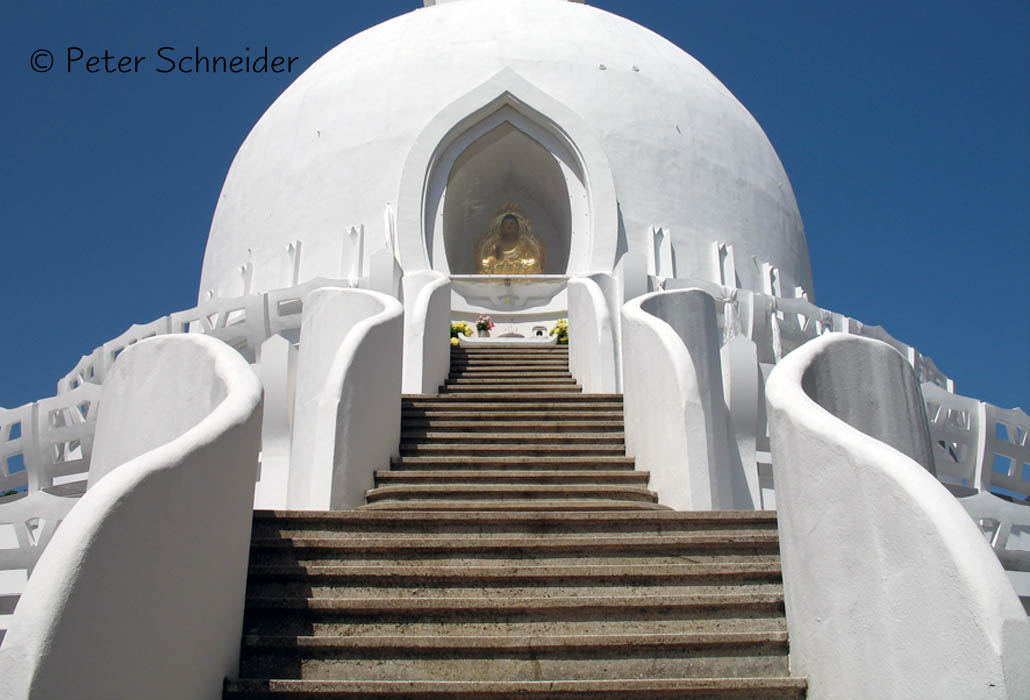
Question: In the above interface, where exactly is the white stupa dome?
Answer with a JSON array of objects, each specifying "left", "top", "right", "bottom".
[{"left": 199, "top": 0, "right": 812, "bottom": 303}]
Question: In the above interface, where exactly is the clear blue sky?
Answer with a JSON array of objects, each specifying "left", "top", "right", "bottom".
[{"left": 2, "top": 0, "right": 1027, "bottom": 410}]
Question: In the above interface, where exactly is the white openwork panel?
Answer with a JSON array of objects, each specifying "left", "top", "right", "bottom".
[
  {"left": 171, "top": 293, "right": 269, "bottom": 364},
  {"left": 0, "top": 383, "right": 102, "bottom": 584},
  {"left": 923, "top": 383, "right": 983, "bottom": 491},
  {"left": 101, "top": 317, "right": 173, "bottom": 370},
  {"left": 0, "top": 404, "right": 34, "bottom": 498},
  {"left": 34, "top": 385, "right": 102, "bottom": 492},
  {"left": 58, "top": 276, "right": 358, "bottom": 394},
  {"left": 984, "top": 403, "right": 1030, "bottom": 500},
  {"left": 266, "top": 277, "right": 356, "bottom": 339}
]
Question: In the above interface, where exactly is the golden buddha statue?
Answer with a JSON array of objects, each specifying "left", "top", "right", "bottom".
[{"left": 475, "top": 205, "right": 546, "bottom": 275}]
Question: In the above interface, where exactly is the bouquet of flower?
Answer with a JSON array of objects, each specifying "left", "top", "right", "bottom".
[
  {"left": 450, "top": 321, "right": 473, "bottom": 346},
  {"left": 549, "top": 318, "right": 568, "bottom": 345},
  {"left": 476, "top": 315, "right": 495, "bottom": 332}
]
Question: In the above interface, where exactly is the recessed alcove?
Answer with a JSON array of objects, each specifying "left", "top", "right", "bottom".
[{"left": 442, "top": 122, "right": 571, "bottom": 275}]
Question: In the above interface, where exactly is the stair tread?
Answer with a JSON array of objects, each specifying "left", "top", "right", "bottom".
[
  {"left": 247, "top": 562, "right": 782, "bottom": 578},
  {"left": 253, "top": 510, "right": 777, "bottom": 524},
  {"left": 397, "top": 445, "right": 627, "bottom": 452},
  {"left": 374, "top": 470, "right": 646, "bottom": 480},
  {"left": 225, "top": 677, "right": 807, "bottom": 697},
  {"left": 356, "top": 500, "right": 673, "bottom": 511},
  {"left": 399, "top": 432, "right": 624, "bottom": 439},
  {"left": 403, "top": 394, "right": 621, "bottom": 400},
  {"left": 365, "top": 484, "right": 655, "bottom": 496},
  {"left": 241, "top": 630, "right": 789, "bottom": 650},
  {"left": 252, "top": 533, "right": 779, "bottom": 551},
  {"left": 390, "top": 455, "right": 635, "bottom": 464},
  {"left": 245, "top": 591, "right": 785, "bottom": 612}
]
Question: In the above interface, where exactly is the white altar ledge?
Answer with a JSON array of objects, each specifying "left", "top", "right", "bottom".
[{"left": 449, "top": 274, "right": 568, "bottom": 311}]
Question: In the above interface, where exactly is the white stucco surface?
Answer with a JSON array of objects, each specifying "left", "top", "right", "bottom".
[
  {"left": 622, "top": 288, "right": 736, "bottom": 510},
  {"left": 766, "top": 333, "right": 1030, "bottom": 700},
  {"left": 401, "top": 271, "right": 452, "bottom": 394},
  {"left": 288, "top": 288, "right": 403, "bottom": 510},
  {"left": 0, "top": 334, "right": 263, "bottom": 700},
  {"left": 567, "top": 276, "right": 617, "bottom": 393},
  {"left": 200, "top": 0, "right": 810, "bottom": 301}
]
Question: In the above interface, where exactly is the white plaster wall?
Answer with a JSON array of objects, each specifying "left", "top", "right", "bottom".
[
  {"left": 288, "top": 288, "right": 403, "bottom": 510},
  {"left": 567, "top": 276, "right": 617, "bottom": 393},
  {"left": 200, "top": 0, "right": 810, "bottom": 301},
  {"left": 402, "top": 271, "right": 451, "bottom": 394},
  {"left": 0, "top": 334, "right": 263, "bottom": 700},
  {"left": 765, "top": 333, "right": 1030, "bottom": 700},
  {"left": 621, "top": 288, "right": 735, "bottom": 510}
]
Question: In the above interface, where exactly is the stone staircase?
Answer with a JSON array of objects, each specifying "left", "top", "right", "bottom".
[{"left": 225, "top": 344, "right": 805, "bottom": 699}]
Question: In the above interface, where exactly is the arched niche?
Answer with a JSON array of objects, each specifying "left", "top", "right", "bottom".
[
  {"left": 394, "top": 69, "right": 619, "bottom": 276},
  {"left": 425, "top": 106, "right": 583, "bottom": 275}
]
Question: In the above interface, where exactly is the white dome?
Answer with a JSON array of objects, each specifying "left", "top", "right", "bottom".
[{"left": 200, "top": 0, "right": 812, "bottom": 302}]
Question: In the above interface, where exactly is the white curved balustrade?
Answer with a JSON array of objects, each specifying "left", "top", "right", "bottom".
[
  {"left": 621, "top": 288, "right": 737, "bottom": 510},
  {"left": 567, "top": 275, "right": 618, "bottom": 393},
  {"left": 766, "top": 332, "right": 1029, "bottom": 700},
  {"left": 0, "top": 333, "right": 263, "bottom": 700},
  {"left": 287, "top": 288, "right": 403, "bottom": 510},
  {"left": 401, "top": 271, "right": 452, "bottom": 394}
]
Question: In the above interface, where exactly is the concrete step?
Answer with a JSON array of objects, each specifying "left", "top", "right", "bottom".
[
  {"left": 447, "top": 366, "right": 572, "bottom": 374},
  {"left": 402, "top": 394, "right": 622, "bottom": 404},
  {"left": 389, "top": 456, "right": 637, "bottom": 470},
  {"left": 398, "top": 444, "right": 626, "bottom": 456},
  {"left": 245, "top": 563, "right": 783, "bottom": 598},
  {"left": 452, "top": 347, "right": 568, "bottom": 353},
  {"left": 444, "top": 377, "right": 579, "bottom": 385},
  {"left": 355, "top": 500, "right": 673, "bottom": 512},
  {"left": 249, "top": 533, "right": 780, "bottom": 568},
  {"left": 251, "top": 510, "right": 779, "bottom": 538},
  {"left": 398, "top": 432, "right": 624, "bottom": 444},
  {"left": 364, "top": 484, "right": 658, "bottom": 504},
  {"left": 439, "top": 385, "right": 585, "bottom": 394},
  {"left": 400, "top": 411, "right": 624, "bottom": 422},
  {"left": 225, "top": 676, "right": 807, "bottom": 699},
  {"left": 398, "top": 420, "right": 626, "bottom": 432},
  {"left": 451, "top": 353, "right": 568, "bottom": 360},
  {"left": 241, "top": 592, "right": 788, "bottom": 638},
  {"left": 374, "top": 471, "right": 648, "bottom": 486},
  {"left": 448, "top": 364, "right": 571, "bottom": 372},
  {"left": 238, "top": 631, "right": 790, "bottom": 681}
]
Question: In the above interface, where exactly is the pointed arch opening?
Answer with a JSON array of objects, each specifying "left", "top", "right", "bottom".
[
  {"left": 395, "top": 69, "right": 618, "bottom": 277},
  {"left": 429, "top": 111, "right": 578, "bottom": 275}
]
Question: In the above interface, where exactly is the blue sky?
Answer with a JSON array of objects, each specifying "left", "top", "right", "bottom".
[{"left": 2, "top": 0, "right": 1027, "bottom": 410}]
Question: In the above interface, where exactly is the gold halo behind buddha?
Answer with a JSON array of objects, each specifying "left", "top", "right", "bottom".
[{"left": 475, "top": 203, "right": 546, "bottom": 275}]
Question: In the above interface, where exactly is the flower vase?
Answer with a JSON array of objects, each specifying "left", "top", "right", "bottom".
[{"left": 477, "top": 328, "right": 489, "bottom": 337}]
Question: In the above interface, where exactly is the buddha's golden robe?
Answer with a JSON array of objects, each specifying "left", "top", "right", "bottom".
[{"left": 475, "top": 230, "right": 546, "bottom": 274}]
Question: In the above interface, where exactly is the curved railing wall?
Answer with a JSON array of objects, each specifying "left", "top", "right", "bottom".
[
  {"left": 401, "top": 271, "right": 452, "bottom": 394},
  {"left": 287, "top": 288, "right": 403, "bottom": 510},
  {"left": 0, "top": 334, "right": 263, "bottom": 700},
  {"left": 765, "top": 333, "right": 1029, "bottom": 699},
  {"left": 567, "top": 276, "right": 618, "bottom": 393},
  {"left": 622, "top": 289, "right": 736, "bottom": 510}
]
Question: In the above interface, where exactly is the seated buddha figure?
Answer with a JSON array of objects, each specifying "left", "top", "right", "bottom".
[{"left": 475, "top": 208, "right": 546, "bottom": 275}]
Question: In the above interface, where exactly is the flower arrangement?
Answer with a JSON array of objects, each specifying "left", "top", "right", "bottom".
[
  {"left": 476, "top": 315, "right": 495, "bottom": 332},
  {"left": 450, "top": 321, "right": 473, "bottom": 346},
  {"left": 549, "top": 318, "right": 568, "bottom": 345}
]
